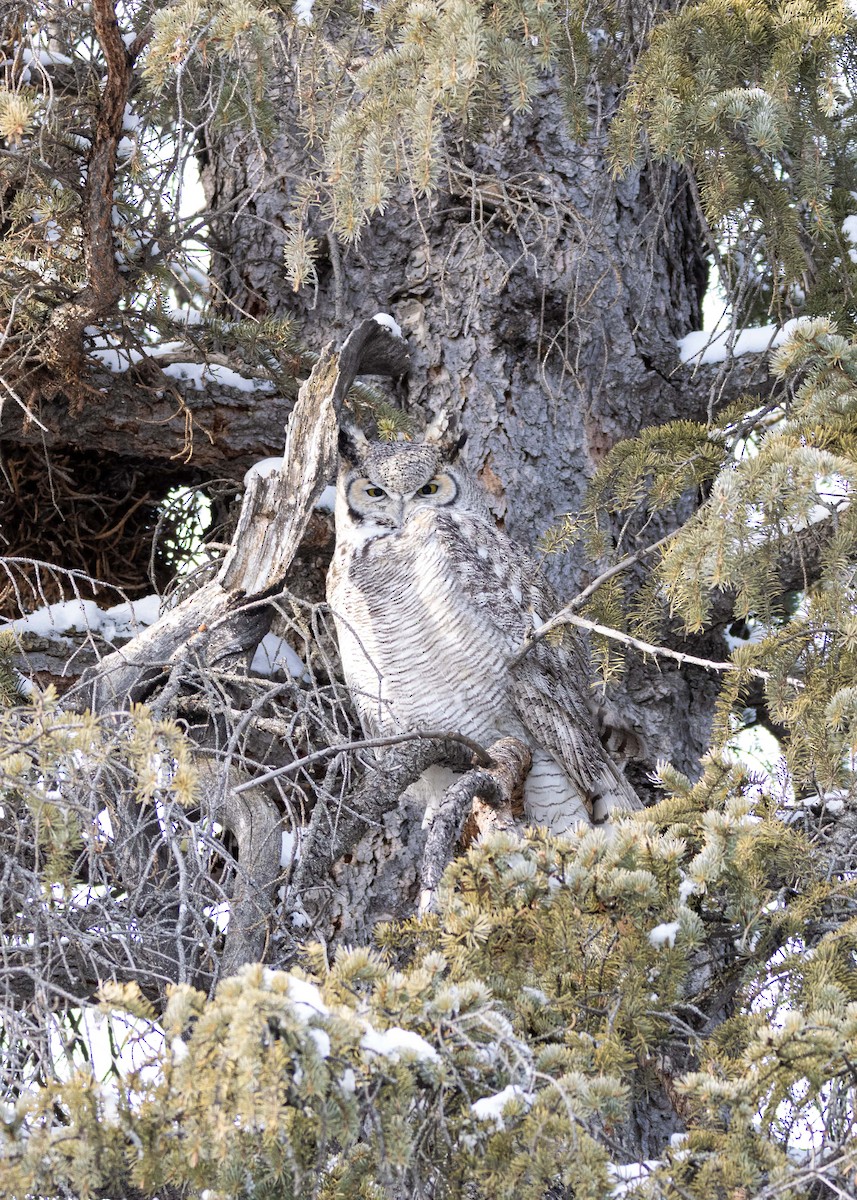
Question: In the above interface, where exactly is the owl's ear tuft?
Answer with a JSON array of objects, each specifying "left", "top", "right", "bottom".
[{"left": 338, "top": 419, "right": 369, "bottom": 466}]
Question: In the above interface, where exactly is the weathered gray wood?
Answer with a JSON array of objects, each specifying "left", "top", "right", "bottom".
[
  {"left": 81, "top": 579, "right": 257, "bottom": 711},
  {"left": 418, "top": 736, "right": 531, "bottom": 913},
  {"left": 219, "top": 317, "right": 410, "bottom": 597},
  {"left": 206, "top": 772, "right": 284, "bottom": 976},
  {"left": 291, "top": 737, "right": 471, "bottom": 900}
]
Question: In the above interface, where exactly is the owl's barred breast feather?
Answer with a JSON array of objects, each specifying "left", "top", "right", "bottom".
[{"left": 326, "top": 435, "right": 640, "bottom": 833}]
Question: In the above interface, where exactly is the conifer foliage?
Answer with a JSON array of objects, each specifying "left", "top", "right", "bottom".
[{"left": 1, "top": 1, "right": 857, "bottom": 1199}]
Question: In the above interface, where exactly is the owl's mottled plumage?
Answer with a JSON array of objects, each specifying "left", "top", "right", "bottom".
[{"left": 326, "top": 427, "right": 639, "bottom": 832}]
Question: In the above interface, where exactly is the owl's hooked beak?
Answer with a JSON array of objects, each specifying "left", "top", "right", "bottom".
[{"left": 391, "top": 496, "right": 406, "bottom": 528}]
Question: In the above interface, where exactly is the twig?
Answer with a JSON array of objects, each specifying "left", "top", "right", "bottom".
[
  {"left": 510, "top": 531, "right": 675, "bottom": 668},
  {"left": 541, "top": 612, "right": 805, "bottom": 689},
  {"left": 0, "top": 376, "right": 49, "bottom": 432},
  {"left": 234, "top": 729, "right": 493, "bottom": 793}
]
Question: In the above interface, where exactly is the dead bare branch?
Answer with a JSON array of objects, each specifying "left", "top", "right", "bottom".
[{"left": 44, "top": 0, "right": 142, "bottom": 370}]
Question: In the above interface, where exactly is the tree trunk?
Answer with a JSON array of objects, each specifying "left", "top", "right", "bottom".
[{"left": 203, "top": 72, "right": 715, "bottom": 781}]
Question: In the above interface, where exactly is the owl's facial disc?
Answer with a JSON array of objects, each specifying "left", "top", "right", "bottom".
[{"left": 344, "top": 477, "right": 399, "bottom": 529}]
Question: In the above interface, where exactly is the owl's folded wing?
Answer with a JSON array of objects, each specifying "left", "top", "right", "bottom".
[
  {"left": 511, "top": 645, "right": 640, "bottom": 819},
  {"left": 442, "top": 512, "right": 640, "bottom": 818}
]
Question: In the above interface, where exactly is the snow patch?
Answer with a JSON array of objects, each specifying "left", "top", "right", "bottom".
[
  {"left": 801, "top": 789, "right": 849, "bottom": 813},
  {"left": 678, "top": 317, "right": 808, "bottom": 365},
  {"left": 360, "top": 1026, "right": 439, "bottom": 1063},
  {"left": 7, "top": 594, "right": 161, "bottom": 643},
  {"left": 171, "top": 1037, "right": 189, "bottom": 1063},
  {"left": 287, "top": 977, "right": 330, "bottom": 1020},
  {"left": 162, "top": 362, "right": 275, "bottom": 393},
  {"left": 308, "top": 1027, "right": 331, "bottom": 1058},
  {"left": 678, "top": 877, "right": 701, "bottom": 904},
  {"left": 20, "top": 47, "right": 73, "bottom": 67},
  {"left": 843, "top": 214, "right": 857, "bottom": 264},
  {"left": 608, "top": 1160, "right": 661, "bottom": 1197},
  {"left": 280, "top": 829, "right": 297, "bottom": 868},
  {"left": 372, "top": 312, "right": 403, "bottom": 339},
  {"left": 90, "top": 346, "right": 143, "bottom": 372},
  {"left": 316, "top": 484, "right": 337, "bottom": 512},
  {"left": 250, "top": 633, "right": 307, "bottom": 680},
  {"left": 648, "top": 921, "right": 680, "bottom": 949},
  {"left": 294, "top": 0, "right": 315, "bottom": 23},
  {"left": 471, "top": 1084, "right": 535, "bottom": 1128},
  {"left": 243, "top": 457, "right": 284, "bottom": 487}
]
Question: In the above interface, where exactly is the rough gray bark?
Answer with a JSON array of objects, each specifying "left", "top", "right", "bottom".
[
  {"left": 206, "top": 83, "right": 708, "bottom": 541},
  {"left": 1, "top": 369, "right": 297, "bottom": 474}
]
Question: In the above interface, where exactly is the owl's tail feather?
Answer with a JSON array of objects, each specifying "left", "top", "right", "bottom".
[
  {"left": 523, "top": 749, "right": 595, "bottom": 835},
  {"left": 590, "top": 756, "right": 642, "bottom": 824}
]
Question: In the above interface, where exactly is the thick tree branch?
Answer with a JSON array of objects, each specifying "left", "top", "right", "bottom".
[
  {"left": 207, "top": 774, "right": 283, "bottom": 975},
  {"left": 1, "top": 372, "right": 297, "bottom": 476},
  {"left": 291, "top": 737, "right": 474, "bottom": 899},
  {"left": 419, "top": 737, "right": 530, "bottom": 914}
]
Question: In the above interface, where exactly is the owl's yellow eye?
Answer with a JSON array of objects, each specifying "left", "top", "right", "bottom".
[
  {"left": 365, "top": 486, "right": 385, "bottom": 498},
  {"left": 418, "top": 480, "right": 440, "bottom": 496}
]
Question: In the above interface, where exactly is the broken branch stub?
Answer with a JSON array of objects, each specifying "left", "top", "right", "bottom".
[
  {"left": 419, "top": 736, "right": 531, "bottom": 913},
  {"left": 219, "top": 317, "right": 410, "bottom": 598}
]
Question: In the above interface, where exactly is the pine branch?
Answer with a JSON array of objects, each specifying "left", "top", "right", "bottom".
[{"left": 510, "top": 532, "right": 676, "bottom": 668}]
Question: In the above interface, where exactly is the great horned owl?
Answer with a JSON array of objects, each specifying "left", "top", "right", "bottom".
[{"left": 326, "top": 424, "right": 640, "bottom": 832}]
